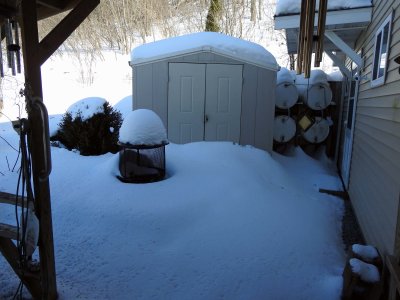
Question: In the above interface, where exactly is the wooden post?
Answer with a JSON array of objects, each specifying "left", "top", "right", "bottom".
[
  {"left": 5, "top": 1, "right": 100, "bottom": 298},
  {"left": 18, "top": 1, "right": 57, "bottom": 298}
]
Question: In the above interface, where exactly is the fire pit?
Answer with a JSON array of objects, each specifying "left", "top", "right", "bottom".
[{"left": 117, "top": 109, "right": 168, "bottom": 183}]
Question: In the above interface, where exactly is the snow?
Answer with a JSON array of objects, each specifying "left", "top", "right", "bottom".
[
  {"left": 277, "top": 67, "right": 295, "bottom": 84},
  {"left": 131, "top": 32, "right": 279, "bottom": 71},
  {"left": 349, "top": 258, "right": 380, "bottom": 283},
  {"left": 119, "top": 109, "right": 168, "bottom": 145},
  {"left": 0, "top": 32, "right": 347, "bottom": 300},
  {"left": 275, "top": 0, "right": 372, "bottom": 16},
  {"left": 327, "top": 70, "right": 344, "bottom": 82},
  {"left": 66, "top": 97, "right": 106, "bottom": 121},
  {"left": 114, "top": 95, "right": 133, "bottom": 120},
  {"left": 296, "top": 69, "right": 329, "bottom": 85},
  {"left": 1, "top": 126, "right": 346, "bottom": 299},
  {"left": 352, "top": 244, "right": 379, "bottom": 261}
]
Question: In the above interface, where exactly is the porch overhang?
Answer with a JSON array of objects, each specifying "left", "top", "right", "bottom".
[{"left": 274, "top": 6, "right": 372, "bottom": 58}]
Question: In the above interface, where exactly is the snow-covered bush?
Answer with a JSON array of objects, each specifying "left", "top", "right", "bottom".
[{"left": 52, "top": 98, "right": 122, "bottom": 156}]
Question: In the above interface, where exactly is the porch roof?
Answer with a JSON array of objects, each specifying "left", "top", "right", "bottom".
[{"left": 274, "top": 6, "right": 373, "bottom": 54}]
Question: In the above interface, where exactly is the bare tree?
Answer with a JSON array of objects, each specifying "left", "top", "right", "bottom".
[{"left": 251, "top": 0, "right": 257, "bottom": 21}]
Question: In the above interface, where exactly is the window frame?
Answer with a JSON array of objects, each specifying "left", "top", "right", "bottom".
[{"left": 371, "top": 12, "right": 393, "bottom": 87}]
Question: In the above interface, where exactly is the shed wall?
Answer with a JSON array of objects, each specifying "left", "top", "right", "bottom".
[
  {"left": 345, "top": 0, "right": 400, "bottom": 256},
  {"left": 132, "top": 51, "right": 276, "bottom": 152}
]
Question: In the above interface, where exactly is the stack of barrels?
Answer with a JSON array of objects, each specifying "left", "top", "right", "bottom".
[{"left": 274, "top": 67, "right": 334, "bottom": 152}]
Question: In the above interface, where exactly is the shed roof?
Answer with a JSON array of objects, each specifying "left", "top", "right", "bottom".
[{"left": 131, "top": 32, "right": 278, "bottom": 71}]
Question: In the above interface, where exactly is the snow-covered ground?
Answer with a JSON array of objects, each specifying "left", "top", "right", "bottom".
[
  {"left": 1, "top": 69, "right": 347, "bottom": 299},
  {"left": 1, "top": 29, "right": 346, "bottom": 299},
  {"left": 1, "top": 120, "right": 345, "bottom": 299}
]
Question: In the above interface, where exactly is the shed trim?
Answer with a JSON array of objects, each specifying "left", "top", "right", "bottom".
[
  {"left": 132, "top": 49, "right": 278, "bottom": 71},
  {"left": 131, "top": 32, "right": 279, "bottom": 71}
]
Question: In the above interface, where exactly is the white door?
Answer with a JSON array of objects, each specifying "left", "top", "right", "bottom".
[
  {"left": 168, "top": 63, "right": 206, "bottom": 144},
  {"left": 168, "top": 63, "right": 242, "bottom": 144},
  {"left": 341, "top": 71, "right": 359, "bottom": 188},
  {"left": 205, "top": 64, "right": 242, "bottom": 143}
]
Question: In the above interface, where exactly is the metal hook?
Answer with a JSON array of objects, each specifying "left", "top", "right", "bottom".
[{"left": 30, "top": 97, "right": 52, "bottom": 181}]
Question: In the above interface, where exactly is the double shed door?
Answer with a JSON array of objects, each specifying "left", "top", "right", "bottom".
[{"left": 168, "top": 63, "right": 243, "bottom": 144}]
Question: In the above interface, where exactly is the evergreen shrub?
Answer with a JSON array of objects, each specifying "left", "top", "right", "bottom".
[{"left": 52, "top": 102, "right": 122, "bottom": 156}]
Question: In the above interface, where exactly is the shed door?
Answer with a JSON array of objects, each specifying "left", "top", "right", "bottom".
[
  {"left": 205, "top": 64, "right": 242, "bottom": 143},
  {"left": 168, "top": 63, "right": 206, "bottom": 144},
  {"left": 168, "top": 63, "right": 242, "bottom": 144}
]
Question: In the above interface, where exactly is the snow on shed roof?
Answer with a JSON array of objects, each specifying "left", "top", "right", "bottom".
[
  {"left": 131, "top": 32, "right": 278, "bottom": 71},
  {"left": 275, "top": 0, "right": 372, "bottom": 16}
]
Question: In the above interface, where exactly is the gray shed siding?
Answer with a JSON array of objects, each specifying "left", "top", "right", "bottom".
[
  {"left": 344, "top": 0, "right": 400, "bottom": 256},
  {"left": 132, "top": 51, "right": 276, "bottom": 152}
]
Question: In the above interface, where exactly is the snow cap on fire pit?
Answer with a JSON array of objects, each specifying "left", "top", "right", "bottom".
[{"left": 119, "top": 109, "right": 168, "bottom": 146}]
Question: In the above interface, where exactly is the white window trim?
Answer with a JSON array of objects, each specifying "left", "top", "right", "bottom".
[{"left": 371, "top": 11, "right": 393, "bottom": 87}]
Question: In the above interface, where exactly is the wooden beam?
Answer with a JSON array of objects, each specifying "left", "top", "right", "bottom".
[
  {"left": 38, "top": 0, "right": 100, "bottom": 65},
  {"left": 0, "top": 237, "right": 42, "bottom": 299},
  {"left": 19, "top": 1, "right": 57, "bottom": 299},
  {"left": 0, "top": 223, "right": 18, "bottom": 240},
  {"left": 0, "top": 191, "right": 28, "bottom": 207}
]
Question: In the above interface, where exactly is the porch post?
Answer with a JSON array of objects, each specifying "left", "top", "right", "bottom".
[{"left": 19, "top": 0, "right": 57, "bottom": 298}]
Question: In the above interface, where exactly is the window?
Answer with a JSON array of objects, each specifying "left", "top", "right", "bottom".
[{"left": 371, "top": 12, "right": 393, "bottom": 87}]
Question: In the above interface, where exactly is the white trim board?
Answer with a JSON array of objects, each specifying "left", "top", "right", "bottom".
[
  {"left": 324, "top": 31, "right": 363, "bottom": 68},
  {"left": 274, "top": 7, "right": 372, "bottom": 30}
]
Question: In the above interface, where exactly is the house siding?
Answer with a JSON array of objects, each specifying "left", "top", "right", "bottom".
[{"left": 345, "top": 0, "right": 400, "bottom": 256}]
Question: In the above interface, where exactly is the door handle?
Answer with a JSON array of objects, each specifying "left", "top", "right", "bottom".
[{"left": 204, "top": 115, "right": 209, "bottom": 123}]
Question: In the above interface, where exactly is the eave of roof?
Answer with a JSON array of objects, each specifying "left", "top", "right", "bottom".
[{"left": 274, "top": 6, "right": 372, "bottom": 30}]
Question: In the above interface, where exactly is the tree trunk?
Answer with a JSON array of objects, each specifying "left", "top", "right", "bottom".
[{"left": 250, "top": 0, "right": 256, "bottom": 22}]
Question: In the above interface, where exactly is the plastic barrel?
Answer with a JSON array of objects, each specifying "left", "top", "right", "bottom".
[{"left": 273, "top": 115, "right": 296, "bottom": 143}]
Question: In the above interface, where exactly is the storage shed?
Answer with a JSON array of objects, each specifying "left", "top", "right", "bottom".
[{"left": 130, "top": 32, "right": 279, "bottom": 152}]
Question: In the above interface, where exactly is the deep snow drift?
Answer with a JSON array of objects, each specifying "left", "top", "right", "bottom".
[{"left": 1, "top": 115, "right": 346, "bottom": 299}]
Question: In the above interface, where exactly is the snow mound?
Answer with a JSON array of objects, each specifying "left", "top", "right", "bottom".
[
  {"left": 119, "top": 109, "right": 168, "bottom": 145},
  {"left": 349, "top": 258, "right": 380, "bottom": 283},
  {"left": 113, "top": 95, "right": 133, "bottom": 120},
  {"left": 275, "top": 0, "right": 372, "bottom": 16},
  {"left": 131, "top": 32, "right": 278, "bottom": 71},
  {"left": 296, "top": 69, "right": 329, "bottom": 85},
  {"left": 352, "top": 244, "right": 379, "bottom": 261},
  {"left": 277, "top": 67, "right": 295, "bottom": 84},
  {"left": 67, "top": 97, "right": 106, "bottom": 121}
]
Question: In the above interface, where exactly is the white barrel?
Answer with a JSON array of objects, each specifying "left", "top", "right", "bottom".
[
  {"left": 305, "top": 82, "right": 332, "bottom": 110},
  {"left": 273, "top": 115, "right": 296, "bottom": 143},
  {"left": 296, "top": 70, "right": 332, "bottom": 110},
  {"left": 276, "top": 82, "right": 298, "bottom": 109},
  {"left": 302, "top": 117, "right": 330, "bottom": 143},
  {"left": 276, "top": 67, "right": 298, "bottom": 109}
]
